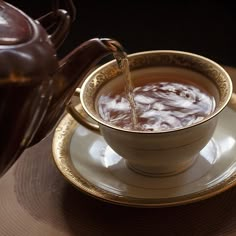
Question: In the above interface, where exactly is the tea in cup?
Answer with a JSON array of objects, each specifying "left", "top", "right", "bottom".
[{"left": 68, "top": 50, "right": 232, "bottom": 176}]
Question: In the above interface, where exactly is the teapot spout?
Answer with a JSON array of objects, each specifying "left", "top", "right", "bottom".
[
  {"left": 30, "top": 38, "right": 122, "bottom": 145},
  {"left": 59, "top": 38, "right": 121, "bottom": 87}
]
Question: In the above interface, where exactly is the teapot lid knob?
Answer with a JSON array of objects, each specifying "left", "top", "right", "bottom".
[{"left": 0, "top": 1, "right": 32, "bottom": 45}]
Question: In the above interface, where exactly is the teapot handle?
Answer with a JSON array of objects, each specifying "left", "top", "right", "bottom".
[{"left": 37, "top": 9, "right": 71, "bottom": 50}]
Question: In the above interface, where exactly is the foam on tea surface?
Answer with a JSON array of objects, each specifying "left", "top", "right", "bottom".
[{"left": 96, "top": 67, "right": 217, "bottom": 132}]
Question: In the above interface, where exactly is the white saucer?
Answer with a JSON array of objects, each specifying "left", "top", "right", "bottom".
[{"left": 52, "top": 106, "right": 236, "bottom": 207}]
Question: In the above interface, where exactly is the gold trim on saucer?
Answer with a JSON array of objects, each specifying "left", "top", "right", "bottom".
[{"left": 52, "top": 110, "right": 236, "bottom": 208}]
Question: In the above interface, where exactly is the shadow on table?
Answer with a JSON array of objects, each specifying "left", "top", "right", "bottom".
[{"left": 62, "top": 182, "right": 236, "bottom": 236}]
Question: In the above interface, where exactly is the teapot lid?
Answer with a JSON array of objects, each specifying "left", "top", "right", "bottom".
[
  {"left": 0, "top": 1, "right": 32, "bottom": 45},
  {"left": 0, "top": 1, "right": 58, "bottom": 78}
]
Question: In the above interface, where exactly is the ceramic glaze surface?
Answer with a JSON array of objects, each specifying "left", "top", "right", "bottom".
[
  {"left": 53, "top": 107, "right": 236, "bottom": 207},
  {"left": 0, "top": 1, "right": 118, "bottom": 176},
  {"left": 77, "top": 51, "right": 232, "bottom": 176}
]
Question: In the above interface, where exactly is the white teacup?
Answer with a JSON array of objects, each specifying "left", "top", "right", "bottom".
[{"left": 67, "top": 50, "right": 232, "bottom": 176}]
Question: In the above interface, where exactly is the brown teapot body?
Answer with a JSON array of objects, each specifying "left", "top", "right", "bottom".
[{"left": 0, "top": 0, "right": 120, "bottom": 176}]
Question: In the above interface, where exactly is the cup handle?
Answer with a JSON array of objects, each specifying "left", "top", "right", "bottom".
[
  {"left": 66, "top": 88, "right": 100, "bottom": 133},
  {"left": 229, "top": 93, "right": 236, "bottom": 111},
  {"left": 37, "top": 9, "right": 71, "bottom": 50}
]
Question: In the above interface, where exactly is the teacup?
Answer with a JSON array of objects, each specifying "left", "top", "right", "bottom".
[{"left": 67, "top": 50, "right": 232, "bottom": 176}]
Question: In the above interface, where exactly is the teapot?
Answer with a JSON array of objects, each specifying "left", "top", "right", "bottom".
[{"left": 0, "top": 0, "right": 122, "bottom": 176}]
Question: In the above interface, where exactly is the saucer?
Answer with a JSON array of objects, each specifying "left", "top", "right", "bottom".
[{"left": 52, "top": 106, "right": 236, "bottom": 208}]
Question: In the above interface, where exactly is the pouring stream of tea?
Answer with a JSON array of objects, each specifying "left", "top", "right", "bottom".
[{"left": 112, "top": 46, "right": 138, "bottom": 129}]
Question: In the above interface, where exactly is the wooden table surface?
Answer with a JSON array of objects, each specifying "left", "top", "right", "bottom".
[{"left": 0, "top": 66, "right": 236, "bottom": 236}]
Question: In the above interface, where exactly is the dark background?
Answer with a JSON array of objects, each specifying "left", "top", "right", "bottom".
[{"left": 7, "top": 0, "right": 236, "bottom": 67}]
